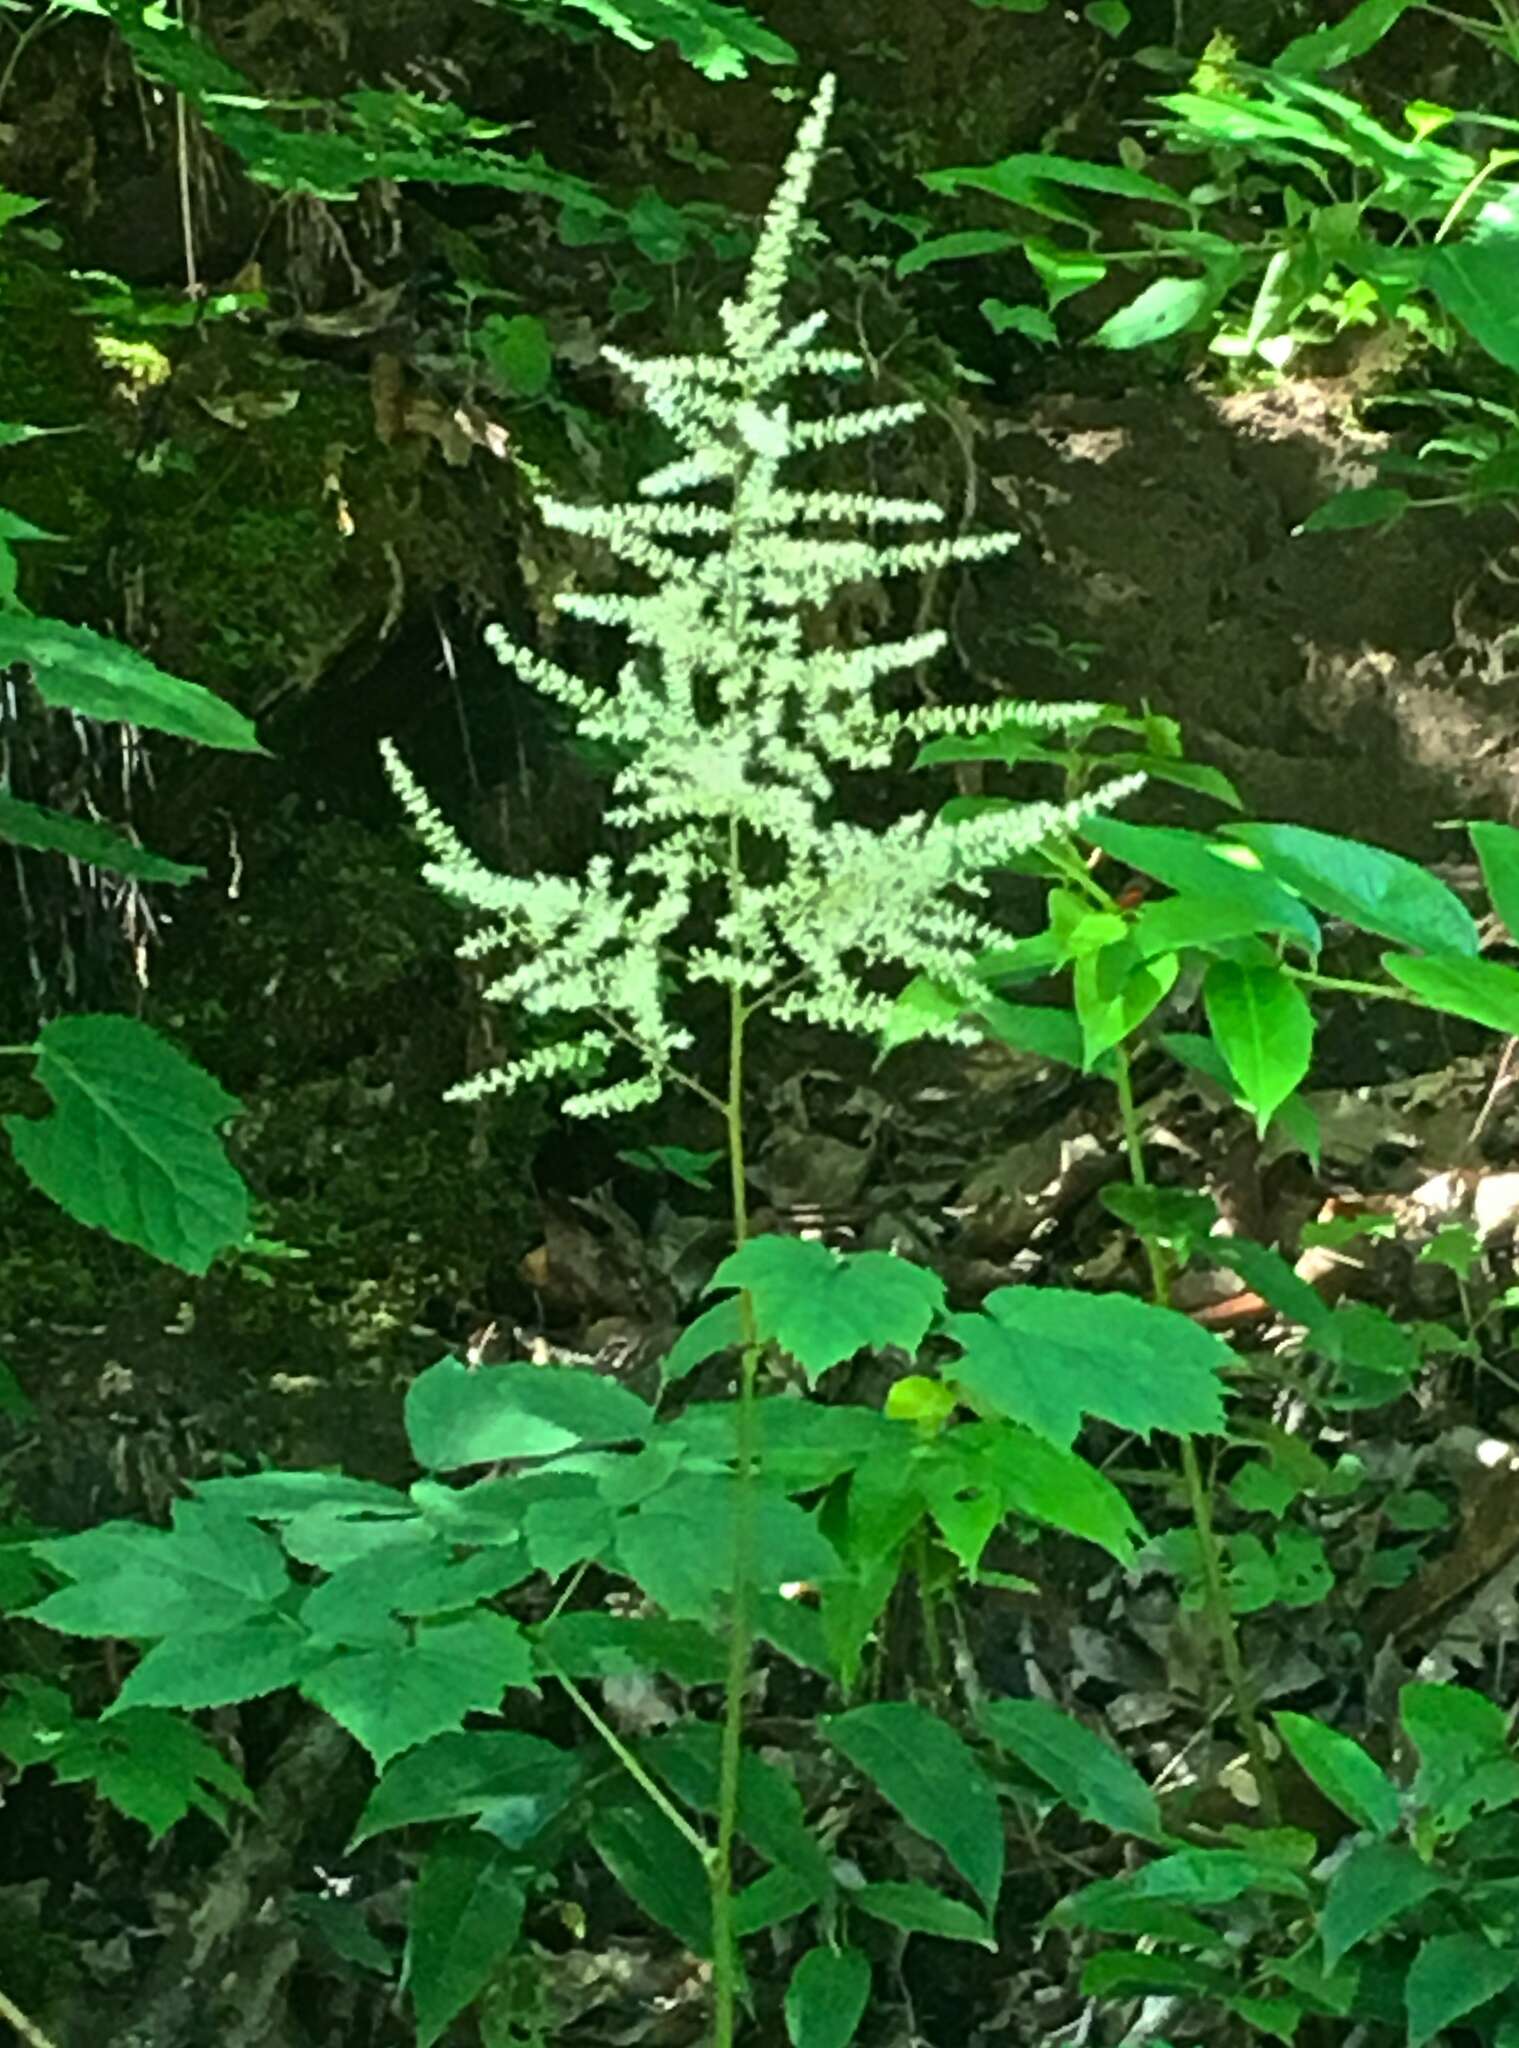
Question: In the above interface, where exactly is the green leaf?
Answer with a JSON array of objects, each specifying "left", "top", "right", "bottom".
[
  {"left": 824, "top": 1701, "right": 1003, "bottom": 1913},
  {"left": 1298, "top": 486, "right": 1412, "bottom": 533},
  {"left": 708, "top": 1235, "right": 946, "bottom": 1384},
  {"left": 42, "top": 1702, "right": 252, "bottom": 1838},
  {"left": 1402, "top": 1681, "right": 1518, "bottom": 1831},
  {"left": 591, "top": 1795, "right": 714, "bottom": 1956},
  {"left": 786, "top": 1947, "right": 871, "bottom": 2048},
  {"left": 615, "top": 1476, "right": 840, "bottom": 1619},
  {"left": 1319, "top": 1842, "right": 1443, "bottom": 1972},
  {"left": 1469, "top": 821, "right": 1519, "bottom": 943},
  {"left": 1273, "top": 1713, "right": 1400, "bottom": 1838},
  {"left": 1406, "top": 1934, "right": 1519, "bottom": 2048},
  {"left": 4, "top": 1013, "right": 249, "bottom": 1273},
  {"left": 407, "top": 1831, "right": 525, "bottom": 2048},
  {"left": 111, "top": 1618, "right": 321, "bottom": 1710},
  {"left": 641, "top": 1724, "right": 834, "bottom": 1893},
  {"left": 404, "top": 1356, "right": 652, "bottom": 1469},
  {"left": 351, "top": 1730, "right": 581, "bottom": 1849},
  {"left": 660, "top": 1295, "right": 745, "bottom": 1386},
  {"left": 1024, "top": 235, "right": 1107, "bottom": 309},
  {"left": 1428, "top": 227, "right": 1519, "bottom": 376},
  {"left": 895, "top": 228, "right": 1021, "bottom": 276},
  {"left": 733, "top": 1864, "right": 824, "bottom": 1936},
  {"left": 532, "top": 1612, "right": 727, "bottom": 1687},
  {"left": 0, "top": 792, "right": 203, "bottom": 885},
  {"left": 980, "top": 1697, "right": 1166, "bottom": 1841},
  {"left": 1203, "top": 960, "right": 1314, "bottom": 1133},
  {"left": 943, "top": 1288, "right": 1228, "bottom": 1447},
  {"left": 850, "top": 1881, "right": 995, "bottom": 1947},
  {"left": 1083, "top": 1951, "right": 1236, "bottom": 1998},
  {"left": 1275, "top": 0, "right": 1415, "bottom": 73},
  {"left": 300, "top": 1612, "right": 534, "bottom": 1769},
  {"left": 0, "top": 613, "right": 263, "bottom": 751},
  {"left": 477, "top": 311, "right": 552, "bottom": 397},
  {"left": 921, "top": 153, "right": 1185, "bottom": 233},
  {"left": 1073, "top": 943, "right": 1178, "bottom": 1066},
  {"left": 1082, "top": 817, "right": 1321, "bottom": 952},
  {"left": 1086, "top": 0, "right": 1129, "bottom": 34},
  {"left": 1383, "top": 951, "right": 1519, "bottom": 1038},
  {"left": 1091, "top": 275, "right": 1221, "bottom": 349},
  {"left": 1224, "top": 822, "right": 1479, "bottom": 956},
  {"left": 31, "top": 1502, "right": 289, "bottom": 1639}
]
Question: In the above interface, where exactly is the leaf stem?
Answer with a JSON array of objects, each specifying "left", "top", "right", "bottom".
[
  {"left": 0, "top": 1985, "right": 61, "bottom": 2048},
  {"left": 1113, "top": 1042, "right": 1280, "bottom": 1824}
]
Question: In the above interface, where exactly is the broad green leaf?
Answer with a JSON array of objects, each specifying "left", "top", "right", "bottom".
[
  {"left": 734, "top": 1864, "right": 824, "bottom": 1936},
  {"left": 1273, "top": 1712, "right": 1400, "bottom": 1837},
  {"left": 1383, "top": 951, "right": 1519, "bottom": 1038},
  {"left": 1203, "top": 960, "right": 1314, "bottom": 1132},
  {"left": 708, "top": 1235, "right": 946, "bottom": 1384},
  {"left": 851, "top": 1880, "right": 994, "bottom": 1946},
  {"left": 1299, "top": 486, "right": 1412, "bottom": 533},
  {"left": 0, "top": 613, "right": 262, "bottom": 751},
  {"left": 615, "top": 1476, "right": 840, "bottom": 1619},
  {"left": 111, "top": 1618, "right": 321, "bottom": 1711},
  {"left": 966, "top": 1424, "right": 1142, "bottom": 1564},
  {"left": 1130, "top": 891, "right": 1274, "bottom": 958},
  {"left": 786, "top": 1947, "right": 871, "bottom": 2048},
  {"left": 0, "top": 791, "right": 204, "bottom": 884},
  {"left": 523, "top": 1493, "right": 617, "bottom": 1576},
  {"left": 533, "top": 1612, "right": 727, "bottom": 1686},
  {"left": 1276, "top": 0, "right": 1415, "bottom": 73},
  {"left": 1102, "top": 1185, "right": 1220, "bottom": 1260},
  {"left": 407, "top": 1831, "right": 525, "bottom": 2048},
  {"left": 1073, "top": 943, "right": 1178, "bottom": 1066},
  {"left": 404, "top": 1356, "right": 651, "bottom": 1469},
  {"left": 1224, "top": 822, "right": 1478, "bottom": 957},
  {"left": 1319, "top": 1843, "right": 1442, "bottom": 1971},
  {"left": 192, "top": 1471, "right": 411, "bottom": 1520},
  {"left": 641, "top": 1724, "right": 834, "bottom": 1893},
  {"left": 40, "top": 1702, "right": 252, "bottom": 1838},
  {"left": 4, "top": 1013, "right": 249, "bottom": 1273},
  {"left": 31, "top": 1502, "right": 288, "bottom": 1639},
  {"left": 1428, "top": 227, "right": 1519, "bottom": 376},
  {"left": 980, "top": 1697, "right": 1166, "bottom": 1841},
  {"left": 895, "top": 228, "right": 1021, "bottom": 276},
  {"left": 1082, "top": 817, "right": 1321, "bottom": 951},
  {"left": 1066, "top": 1849, "right": 1308, "bottom": 1914},
  {"left": 944, "top": 1288, "right": 1228, "bottom": 1447},
  {"left": 591, "top": 1796, "right": 714, "bottom": 1956},
  {"left": 351, "top": 1730, "right": 581, "bottom": 1848},
  {"left": 825, "top": 1702, "right": 1003, "bottom": 1913},
  {"left": 922, "top": 154, "right": 1185, "bottom": 234},
  {"left": 1402, "top": 1681, "right": 1518, "bottom": 1832},
  {"left": 477, "top": 311, "right": 552, "bottom": 397},
  {"left": 300, "top": 1537, "right": 531, "bottom": 1646},
  {"left": 1083, "top": 1951, "right": 1236, "bottom": 1998},
  {"left": 1469, "top": 821, "right": 1519, "bottom": 942},
  {"left": 300, "top": 1611, "right": 534, "bottom": 1769},
  {"left": 1406, "top": 1934, "right": 1519, "bottom": 2048},
  {"left": 661, "top": 1295, "right": 745, "bottom": 1386},
  {"left": 1091, "top": 275, "right": 1221, "bottom": 349}
]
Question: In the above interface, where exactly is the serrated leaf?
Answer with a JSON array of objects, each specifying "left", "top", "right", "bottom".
[
  {"left": 980, "top": 1697, "right": 1166, "bottom": 1840},
  {"left": 351, "top": 1729, "right": 581, "bottom": 1849},
  {"left": 0, "top": 791, "right": 202, "bottom": 884},
  {"left": 38, "top": 1703, "right": 253, "bottom": 1839},
  {"left": 964, "top": 1423, "right": 1142, "bottom": 1564},
  {"left": 1319, "top": 1842, "right": 1442, "bottom": 1971},
  {"left": 708, "top": 1235, "right": 945, "bottom": 1384},
  {"left": 850, "top": 1880, "right": 994, "bottom": 1946},
  {"left": 944, "top": 1287, "right": 1228, "bottom": 1447},
  {"left": 786, "top": 1946, "right": 871, "bottom": 2048},
  {"left": 404, "top": 1356, "right": 651, "bottom": 1469},
  {"left": 825, "top": 1701, "right": 1002, "bottom": 1913},
  {"left": 1203, "top": 960, "right": 1314, "bottom": 1132},
  {"left": 1406, "top": 1934, "right": 1519, "bottom": 2048},
  {"left": 31, "top": 1501, "right": 289, "bottom": 1639},
  {"left": 407, "top": 1831, "right": 525, "bottom": 2048},
  {"left": 111, "top": 1618, "right": 321, "bottom": 1711},
  {"left": 4, "top": 1012, "right": 249, "bottom": 1272},
  {"left": 1274, "top": 1712, "right": 1400, "bottom": 1837},
  {"left": 0, "top": 612, "right": 262, "bottom": 750},
  {"left": 300, "top": 1612, "right": 533, "bottom": 1769},
  {"left": 1224, "top": 822, "right": 1478, "bottom": 957}
]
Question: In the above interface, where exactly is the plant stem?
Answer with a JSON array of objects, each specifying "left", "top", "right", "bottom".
[
  {"left": 1113, "top": 1044, "right": 1280, "bottom": 1824},
  {"left": 0, "top": 1985, "right": 61, "bottom": 2048},
  {"left": 711, "top": 860, "right": 761, "bottom": 2048}
]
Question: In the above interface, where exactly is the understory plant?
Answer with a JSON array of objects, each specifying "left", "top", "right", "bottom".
[{"left": 16, "top": 62, "right": 1519, "bottom": 2048}]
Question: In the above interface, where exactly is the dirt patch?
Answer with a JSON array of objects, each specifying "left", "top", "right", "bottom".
[{"left": 973, "top": 377, "right": 1519, "bottom": 857}]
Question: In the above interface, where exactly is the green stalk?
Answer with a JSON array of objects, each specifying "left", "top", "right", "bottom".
[
  {"left": 711, "top": 824, "right": 762, "bottom": 2048},
  {"left": 1113, "top": 1043, "right": 1279, "bottom": 1825}
]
